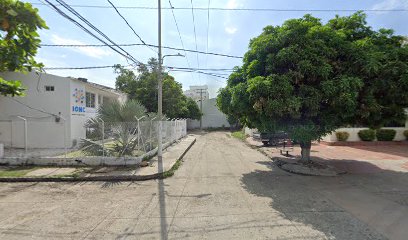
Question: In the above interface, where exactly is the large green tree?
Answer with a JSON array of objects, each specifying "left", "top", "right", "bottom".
[
  {"left": 217, "top": 12, "right": 408, "bottom": 162},
  {"left": 0, "top": 0, "right": 48, "bottom": 96},
  {"left": 114, "top": 58, "right": 201, "bottom": 120}
]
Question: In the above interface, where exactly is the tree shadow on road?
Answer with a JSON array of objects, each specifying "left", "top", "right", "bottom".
[
  {"left": 100, "top": 181, "right": 123, "bottom": 188},
  {"left": 241, "top": 159, "right": 408, "bottom": 239}
]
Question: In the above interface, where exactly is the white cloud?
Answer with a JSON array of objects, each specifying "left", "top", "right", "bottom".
[
  {"left": 372, "top": 0, "right": 408, "bottom": 11},
  {"left": 50, "top": 34, "right": 112, "bottom": 59},
  {"left": 225, "top": 26, "right": 238, "bottom": 34},
  {"left": 223, "top": 1, "right": 243, "bottom": 35},
  {"left": 226, "top": 0, "right": 240, "bottom": 9}
]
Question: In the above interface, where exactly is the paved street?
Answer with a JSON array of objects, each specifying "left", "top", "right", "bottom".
[{"left": 1, "top": 132, "right": 407, "bottom": 239}]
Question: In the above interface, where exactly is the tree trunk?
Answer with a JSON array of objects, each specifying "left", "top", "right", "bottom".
[{"left": 299, "top": 141, "right": 312, "bottom": 162}]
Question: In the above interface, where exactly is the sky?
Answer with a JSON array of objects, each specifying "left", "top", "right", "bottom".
[{"left": 30, "top": 0, "right": 408, "bottom": 98}]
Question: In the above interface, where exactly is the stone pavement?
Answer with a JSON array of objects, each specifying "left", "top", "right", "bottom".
[
  {"left": 0, "top": 132, "right": 407, "bottom": 239},
  {"left": 247, "top": 137, "right": 408, "bottom": 173}
]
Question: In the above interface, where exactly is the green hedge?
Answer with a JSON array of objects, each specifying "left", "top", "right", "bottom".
[
  {"left": 231, "top": 130, "right": 246, "bottom": 140},
  {"left": 335, "top": 131, "right": 349, "bottom": 141},
  {"left": 358, "top": 129, "right": 376, "bottom": 141},
  {"left": 376, "top": 129, "right": 396, "bottom": 141},
  {"left": 403, "top": 130, "right": 408, "bottom": 140}
]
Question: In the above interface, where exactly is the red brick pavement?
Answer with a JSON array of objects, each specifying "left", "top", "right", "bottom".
[{"left": 246, "top": 137, "right": 408, "bottom": 173}]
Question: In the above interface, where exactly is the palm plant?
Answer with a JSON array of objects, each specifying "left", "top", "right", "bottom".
[{"left": 81, "top": 99, "right": 156, "bottom": 156}]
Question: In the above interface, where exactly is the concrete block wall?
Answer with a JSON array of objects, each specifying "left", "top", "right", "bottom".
[
  {"left": 322, "top": 127, "right": 407, "bottom": 142},
  {"left": 187, "top": 98, "right": 230, "bottom": 129}
]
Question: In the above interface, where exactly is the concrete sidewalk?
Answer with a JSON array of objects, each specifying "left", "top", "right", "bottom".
[{"left": 135, "top": 135, "right": 196, "bottom": 176}]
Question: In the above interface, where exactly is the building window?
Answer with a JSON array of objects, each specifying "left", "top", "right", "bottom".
[
  {"left": 45, "top": 86, "right": 54, "bottom": 91},
  {"left": 86, "top": 92, "right": 95, "bottom": 108}
]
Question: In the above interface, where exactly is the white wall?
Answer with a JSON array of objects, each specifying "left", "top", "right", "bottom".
[
  {"left": 0, "top": 72, "right": 127, "bottom": 149},
  {"left": 0, "top": 72, "right": 71, "bottom": 148},
  {"left": 245, "top": 127, "right": 258, "bottom": 136},
  {"left": 187, "top": 98, "right": 230, "bottom": 129},
  {"left": 69, "top": 79, "right": 126, "bottom": 146},
  {"left": 322, "top": 127, "right": 408, "bottom": 142}
]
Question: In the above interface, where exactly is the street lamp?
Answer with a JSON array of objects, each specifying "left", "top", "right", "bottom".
[{"left": 162, "top": 53, "right": 184, "bottom": 61}]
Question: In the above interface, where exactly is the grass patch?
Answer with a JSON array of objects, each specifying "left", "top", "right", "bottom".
[
  {"left": 49, "top": 168, "right": 87, "bottom": 178},
  {"left": 205, "top": 127, "right": 230, "bottom": 132},
  {"left": 0, "top": 166, "right": 39, "bottom": 178},
  {"left": 231, "top": 130, "right": 246, "bottom": 140},
  {"left": 162, "top": 159, "right": 182, "bottom": 178}
]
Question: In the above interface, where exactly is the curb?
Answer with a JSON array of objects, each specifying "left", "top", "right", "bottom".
[
  {"left": 179, "top": 138, "right": 196, "bottom": 160},
  {"left": 0, "top": 138, "right": 196, "bottom": 183}
]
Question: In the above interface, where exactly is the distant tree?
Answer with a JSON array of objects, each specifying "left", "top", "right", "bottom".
[
  {"left": 216, "top": 86, "right": 240, "bottom": 129},
  {"left": 217, "top": 12, "right": 408, "bottom": 162},
  {"left": 182, "top": 97, "right": 202, "bottom": 120},
  {"left": 0, "top": 0, "right": 48, "bottom": 96},
  {"left": 114, "top": 58, "right": 201, "bottom": 119}
]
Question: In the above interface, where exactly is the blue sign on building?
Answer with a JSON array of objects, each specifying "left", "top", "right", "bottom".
[{"left": 72, "top": 106, "right": 86, "bottom": 113}]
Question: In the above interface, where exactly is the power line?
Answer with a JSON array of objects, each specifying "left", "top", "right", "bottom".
[
  {"left": 44, "top": 65, "right": 118, "bottom": 70},
  {"left": 190, "top": 0, "right": 201, "bottom": 82},
  {"left": 168, "top": 0, "right": 195, "bottom": 82},
  {"left": 41, "top": 65, "right": 229, "bottom": 80},
  {"left": 205, "top": 0, "right": 211, "bottom": 69},
  {"left": 55, "top": 0, "right": 141, "bottom": 64},
  {"left": 6, "top": 96, "right": 58, "bottom": 117},
  {"left": 44, "top": 0, "right": 142, "bottom": 65},
  {"left": 42, "top": 0, "right": 135, "bottom": 63},
  {"left": 43, "top": 65, "right": 234, "bottom": 72},
  {"left": 29, "top": 3, "right": 408, "bottom": 12},
  {"left": 106, "top": 0, "right": 156, "bottom": 53},
  {"left": 167, "top": 66, "right": 234, "bottom": 71},
  {"left": 170, "top": 69, "right": 228, "bottom": 80},
  {"left": 206, "top": 0, "right": 211, "bottom": 54},
  {"left": 40, "top": 43, "right": 243, "bottom": 58}
]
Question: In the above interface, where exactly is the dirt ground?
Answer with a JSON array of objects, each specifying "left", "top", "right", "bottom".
[{"left": 0, "top": 132, "right": 407, "bottom": 239}]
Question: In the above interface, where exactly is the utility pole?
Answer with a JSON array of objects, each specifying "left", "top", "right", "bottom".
[
  {"left": 196, "top": 88, "right": 207, "bottom": 129},
  {"left": 157, "top": 0, "right": 163, "bottom": 162},
  {"left": 199, "top": 90, "right": 203, "bottom": 129}
]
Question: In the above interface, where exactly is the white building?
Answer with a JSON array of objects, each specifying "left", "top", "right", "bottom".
[
  {"left": 184, "top": 85, "right": 210, "bottom": 102},
  {"left": 0, "top": 71, "right": 126, "bottom": 149},
  {"left": 187, "top": 98, "right": 230, "bottom": 129}
]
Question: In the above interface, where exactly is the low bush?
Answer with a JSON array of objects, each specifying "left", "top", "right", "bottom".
[
  {"left": 403, "top": 130, "right": 408, "bottom": 140},
  {"left": 231, "top": 130, "right": 246, "bottom": 140},
  {"left": 358, "top": 129, "right": 376, "bottom": 141},
  {"left": 335, "top": 131, "right": 349, "bottom": 141},
  {"left": 376, "top": 129, "right": 396, "bottom": 141}
]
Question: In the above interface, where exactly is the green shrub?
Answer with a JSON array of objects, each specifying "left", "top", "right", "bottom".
[
  {"left": 404, "top": 130, "right": 408, "bottom": 140},
  {"left": 358, "top": 129, "right": 376, "bottom": 141},
  {"left": 376, "top": 129, "right": 396, "bottom": 141},
  {"left": 231, "top": 130, "right": 246, "bottom": 140},
  {"left": 335, "top": 131, "right": 349, "bottom": 141}
]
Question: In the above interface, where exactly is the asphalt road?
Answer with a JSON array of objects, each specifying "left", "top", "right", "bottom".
[{"left": 1, "top": 132, "right": 407, "bottom": 239}]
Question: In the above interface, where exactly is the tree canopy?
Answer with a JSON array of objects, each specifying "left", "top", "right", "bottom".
[
  {"left": 217, "top": 12, "right": 408, "bottom": 161},
  {"left": 114, "top": 58, "right": 201, "bottom": 120},
  {"left": 0, "top": 0, "right": 48, "bottom": 96}
]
